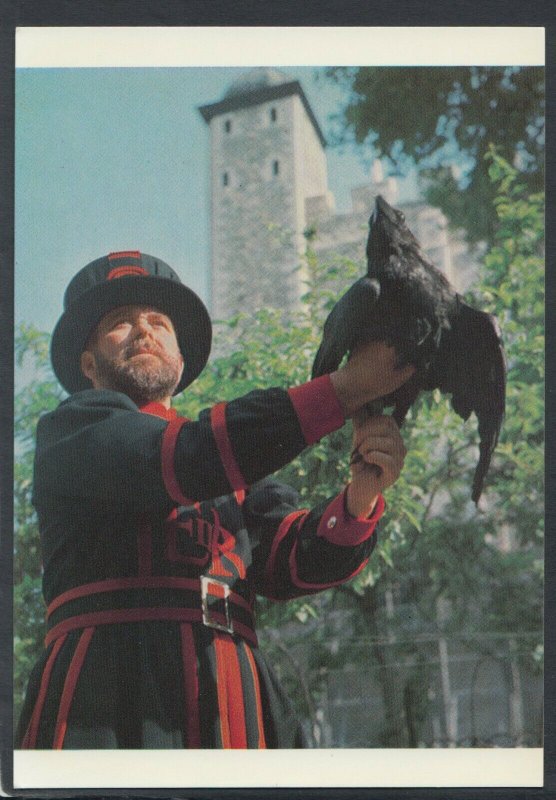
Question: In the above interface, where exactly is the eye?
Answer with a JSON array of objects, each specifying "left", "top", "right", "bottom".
[
  {"left": 109, "top": 318, "right": 131, "bottom": 331},
  {"left": 150, "top": 316, "right": 172, "bottom": 331},
  {"left": 104, "top": 317, "right": 129, "bottom": 332}
]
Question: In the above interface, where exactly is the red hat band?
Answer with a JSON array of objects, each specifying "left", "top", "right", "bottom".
[{"left": 107, "top": 266, "right": 149, "bottom": 280}]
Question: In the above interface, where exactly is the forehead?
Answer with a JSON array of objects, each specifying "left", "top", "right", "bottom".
[{"left": 99, "top": 305, "right": 175, "bottom": 326}]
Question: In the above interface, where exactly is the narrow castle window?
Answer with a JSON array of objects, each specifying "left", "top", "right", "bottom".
[
  {"left": 222, "top": 172, "right": 229, "bottom": 187},
  {"left": 270, "top": 107, "right": 277, "bottom": 122},
  {"left": 272, "top": 160, "right": 280, "bottom": 177},
  {"left": 224, "top": 119, "right": 232, "bottom": 133}
]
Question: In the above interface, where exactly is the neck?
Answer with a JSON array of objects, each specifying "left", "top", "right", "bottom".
[
  {"left": 138, "top": 399, "right": 177, "bottom": 419},
  {"left": 155, "top": 395, "right": 172, "bottom": 409},
  {"left": 90, "top": 376, "right": 173, "bottom": 409},
  {"left": 133, "top": 393, "right": 173, "bottom": 410}
]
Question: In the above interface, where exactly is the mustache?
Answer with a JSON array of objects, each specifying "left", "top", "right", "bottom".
[{"left": 124, "top": 338, "right": 166, "bottom": 359}]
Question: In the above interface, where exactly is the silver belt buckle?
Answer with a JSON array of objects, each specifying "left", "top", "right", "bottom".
[{"left": 201, "top": 575, "right": 233, "bottom": 635}]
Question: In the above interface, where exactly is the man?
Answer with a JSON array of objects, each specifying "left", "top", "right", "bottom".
[{"left": 17, "top": 251, "right": 413, "bottom": 749}]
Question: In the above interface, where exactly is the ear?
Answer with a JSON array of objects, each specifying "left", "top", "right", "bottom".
[{"left": 80, "top": 350, "right": 97, "bottom": 385}]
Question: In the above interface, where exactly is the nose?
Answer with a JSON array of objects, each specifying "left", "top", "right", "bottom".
[{"left": 134, "top": 314, "right": 155, "bottom": 336}]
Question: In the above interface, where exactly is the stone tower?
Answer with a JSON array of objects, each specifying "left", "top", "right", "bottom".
[{"left": 199, "top": 68, "right": 333, "bottom": 319}]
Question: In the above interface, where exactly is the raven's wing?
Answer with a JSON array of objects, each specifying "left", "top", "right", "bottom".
[
  {"left": 427, "top": 299, "right": 507, "bottom": 502},
  {"left": 312, "top": 277, "right": 381, "bottom": 378}
]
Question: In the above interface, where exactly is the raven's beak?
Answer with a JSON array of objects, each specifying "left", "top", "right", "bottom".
[
  {"left": 370, "top": 195, "right": 385, "bottom": 227},
  {"left": 375, "top": 194, "right": 397, "bottom": 219}
]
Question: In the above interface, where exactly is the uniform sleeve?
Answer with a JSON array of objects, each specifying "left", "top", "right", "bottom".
[
  {"left": 244, "top": 479, "right": 384, "bottom": 601},
  {"left": 33, "top": 379, "right": 344, "bottom": 513}
]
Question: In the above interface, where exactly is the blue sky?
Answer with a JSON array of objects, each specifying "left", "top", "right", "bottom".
[{"left": 15, "top": 65, "right": 419, "bottom": 336}]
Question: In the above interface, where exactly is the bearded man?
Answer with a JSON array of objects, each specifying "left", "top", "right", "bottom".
[{"left": 16, "top": 251, "right": 413, "bottom": 749}]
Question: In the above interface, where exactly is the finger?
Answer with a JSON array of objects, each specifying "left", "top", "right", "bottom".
[
  {"left": 349, "top": 453, "right": 383, "bottom": 483},
  {"left": 350, "top": 456, "right": 382, "bottom": 480},
  {"left": 354, "top": 443, "right": 401, "bottom": 470},
  {"left": 353, "top": 416, "right": 401, "bottom": 444},
  {"left": 353, "top": 414, "right": 400, "bottom": 438},
  {"left": 356, "top": 451, "right": 400, "bottom": 485},
  {"left": 357, "top": 434, "right": 405, "bottom": 452},
  {"left": 358, "top": 446, "right": 405, "bottom": 477},
  {"left": 356, "top": 435, "right": 407, "bottom": 462},
  {"left": 352, "top": 408, "right": 374, "bottom": 429},
  {"left": 350, "top": 449, "right": 383, "bottom": 476}
]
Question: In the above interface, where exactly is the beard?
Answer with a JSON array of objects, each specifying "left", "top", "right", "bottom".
[{"left": 91, "top": 339, "right": 183, "bottom": 406}]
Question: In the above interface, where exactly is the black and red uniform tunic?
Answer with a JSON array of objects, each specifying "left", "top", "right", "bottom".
[{"left": 16, "top": 376, "right": 385, "bottom": 749}]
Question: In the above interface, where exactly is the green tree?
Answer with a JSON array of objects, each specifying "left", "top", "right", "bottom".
[
  {"left": 308, "top": 149, "right": 544, "bottom": 746},
  {"left": 175, "top": 155, "right": 543, "bottom": 745},
  {"left": 327, "top": 66, "right": 544, "bottom": 243},
  {"left": 14, "top": 327, "right": 64, "bottom": 720},
  {"left": 14, "top": 154, "right": 543, "bottom": 745}
]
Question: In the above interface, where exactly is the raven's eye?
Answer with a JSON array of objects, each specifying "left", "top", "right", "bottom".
[{"left": 397, "top": 211, "right": 406, "bottom": 223}]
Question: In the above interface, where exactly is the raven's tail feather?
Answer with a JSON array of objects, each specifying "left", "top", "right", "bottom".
[{"left": 451, "top": 302, "right": 507, "bottom": 503}]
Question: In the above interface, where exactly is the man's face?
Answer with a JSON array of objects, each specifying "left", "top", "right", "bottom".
[{"left": 80, "top": 305, "right": 184, "bottom": 405}]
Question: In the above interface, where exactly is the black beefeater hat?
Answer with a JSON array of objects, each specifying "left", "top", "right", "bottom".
[{"left": 51, "top": 251, "right": 212, "bottom": 395}]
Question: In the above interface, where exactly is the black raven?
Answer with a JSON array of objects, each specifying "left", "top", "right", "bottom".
[{"left": 312, "top": 195, "right": 507, "bottom": 503}]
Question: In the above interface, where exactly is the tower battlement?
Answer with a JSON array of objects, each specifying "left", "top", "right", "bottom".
[{"left": 199, "top": 70, "right": 474, "bottom": 321}]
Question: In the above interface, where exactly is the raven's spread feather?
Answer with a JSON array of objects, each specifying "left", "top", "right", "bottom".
[{"left": 312, "top": 195, "right": 507, "bottom": 503}]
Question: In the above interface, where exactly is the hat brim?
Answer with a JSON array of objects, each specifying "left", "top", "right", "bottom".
[{"left": 51, "top": 275, "right": 212, "bottom": 395}]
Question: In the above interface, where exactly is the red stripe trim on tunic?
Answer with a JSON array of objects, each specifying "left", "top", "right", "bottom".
[
  {"left": 47, "top": 576, "right": 252, "bottom": 617},
  {"left": 161, "top": 417, "right": 195, "bottom": 506},
  {"left": 210, "top": 403, "right": 247, "bottom": 492},
  {"left": 213, "top": 520, "right": 236, "bottom": 554},
  {"left": 214, "top": 633, "right": 247, "bottom": 748},
  {"left": 209, "top": 556, "right": 234, "bottom": 577},
  {"left": 244, "top": 644, "right": 266, "bottom": 748},
  {"left": 263, "top": 510, "right": 307, "bottom": 589},
  {"left": 224, "top": 637, "right": 247, "bottom": 748},
  {"left": 52, "top": 627, "right": 95, "bottom": 749},
  {"left": 45, "top": 607, "right": 258, "bottom": 649},
  {"left": 164, "top": 506, "right": 210, "bottom": 567},
  {"left": 214, "top": 634, "right": 231, "bottom": 748},
  {"left": 21, "top": 634, "right": 68, "bottom": 749},
  {"left": 223, "top": 550, "right": 247, "bottom": 580},
  {"left": 288, "top": 541, "right": 369, "bottom": 590},
  {"left": 180, "top": 624, "right": 201, "bottom": 748}
]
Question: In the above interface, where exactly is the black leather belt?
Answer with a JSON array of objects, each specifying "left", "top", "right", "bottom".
[{"left": 45, "top": 575, "right": 258, "bottom": 648}]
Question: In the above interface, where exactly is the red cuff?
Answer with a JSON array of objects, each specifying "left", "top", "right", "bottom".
[
  {"left": 263, "top": 510, "right": 308, "bottom": 590},
  {"left": 287, "top": 375, "right": 345, "bottom": 445},
  {"left": 161, "top": 418, "right": 195, "bottom": 506},
  {"left": 317, "top": 489, "right": 385, "bottom": 546}
]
